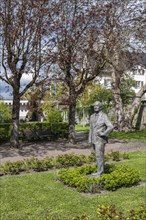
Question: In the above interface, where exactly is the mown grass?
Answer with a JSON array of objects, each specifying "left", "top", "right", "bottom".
[
  {"left": 0, "top": 151, "right": 146, "bottom": 220},
  {"left": 110, "top": 130, "right": 146, "bottom": 140},
  {"left": 75, "top": 125, "right": 146, "bottom": 140}
]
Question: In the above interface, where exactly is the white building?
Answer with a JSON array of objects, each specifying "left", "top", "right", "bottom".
[
  {"left": 0, "top": 100, "right": 29, "bottom": 121},
  {"left": 130, "top": 65, "right": 146, "bottom": 95},
  {"left": 96, "top": 65, "right": 146, "bottom": 98}
]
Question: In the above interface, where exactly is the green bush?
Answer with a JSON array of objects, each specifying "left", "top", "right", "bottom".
[
  {"left": 0, "top": 102, "right": 12, "bottom": 123},
  {"left": 96, "top": 204, "right": 146, "bottom": 220},
  {"left": 0, "top": 152, "right": 130, "bottom": 176},
  {"left": 0, "top": 160, "right": 25, "bottom": 175},
  {"left": 0, "top": 121, "right": 69, "bottom": 142},
  {"left": 45, "top": 109, "right": 63, "bottom": 124},
  {"left": 98, "top": 165, "right": 141, "bottom": 191},
  {"left": 23, "top": 157, "right": 54, "bottom": 172},
  {"left": 58, "top": 164, "right": 141, "bottom": 193},
  {"left": 88, "top": 151, "right": 130, "bottom": 163},
  {"left": 0, "top": 156, "right": 54, "bottom": 175},
  {"left": 0, "top": 123, "right": 12, "bottom": 141},
  {"left": 55, "top": 153, "right": 88, "bottom": 168},
  {"left": 96, "top": 204, "right": 125, "bottom": 220}
]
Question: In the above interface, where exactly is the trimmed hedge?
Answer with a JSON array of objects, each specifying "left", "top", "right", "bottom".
[
  {"left": 0, "top": 123, "right": 12, "bottom": 141},
  {"left": 58, "top": 164, "right": 141, "bottom": 193},
  {"left": 0, "top": 122, "right": 69, "bottom": 141}
]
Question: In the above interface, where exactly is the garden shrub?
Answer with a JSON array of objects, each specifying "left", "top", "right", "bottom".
[
  {"left": 128, "top": 204, "right": 146, "bottom": 220},
  {"left": 45, "top": 108, "right": 63, "bottom": 124},
  {"left": 0, "top": 123, "right": 12, "bottom": 141},
  {"left": 0, "top": 156, "right": 54, "bottom": 175},
  {"left": 88, "top": 151, "right": 130, "bottom": 163},
  {"left": 20, "top": 121, "right": 69, "bottom": 140},
  {"left": 23, "top": 157, "right": 54, "bottom": 172},
  {"left": 0, "top": 121, "right": 69, "bottom": 142},
  {"left": 108, "top": 151, "right": 120, "bottom": 161},
  {"left": 96, "top": 204, "right": 146, "bottom": 220},
  {"left": 0, "top": 152, "right": 130, "bottom": 176},
  {"left": 55, "top": 153, "right": 88, "bottom": 168},
  {"left": 58, "top": 164, "right": 141, "bottom": 193},
  {"left": 96, "top": 204, "right": 125, "bottom": 220},
  {"left": 0, "top": 160, "right": 25, "bottom": 175},
  {"left": 98, "top": 165, "right": 141, "bottom": 191}
]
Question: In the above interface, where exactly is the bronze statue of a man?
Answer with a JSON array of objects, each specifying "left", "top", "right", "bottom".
[{"left": 88, "top": 101, "right": 114, "bottom": 176}]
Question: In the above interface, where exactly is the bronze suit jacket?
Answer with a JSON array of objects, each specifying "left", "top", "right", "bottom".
[{"left": 89, "top": 111, "right": 114, "bottom": 144}]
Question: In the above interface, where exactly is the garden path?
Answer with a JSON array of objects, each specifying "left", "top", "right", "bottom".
[{"left": 0, "top": 139, "right": 145, "bottom": 164}]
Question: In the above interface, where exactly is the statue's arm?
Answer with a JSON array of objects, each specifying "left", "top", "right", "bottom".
[
  {"left": 102, "top": 115, "right": 114, "bottom": 137},
  {"left": 88, "top": 117, "right": 92, "bottom": 143}
]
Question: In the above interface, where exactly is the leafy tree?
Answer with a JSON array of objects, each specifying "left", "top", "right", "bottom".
[
  {"left": 78, "top": 83, "right": 113, "bottom": 114},
  {"left": 0, "top": 102, "right": 12, "bottom": 122},
  {"left": 43, "top": 101, "right": 63, "bottom": 124},
  {"left": 120, "top": 74, "right": 136, "bottom": 105}
]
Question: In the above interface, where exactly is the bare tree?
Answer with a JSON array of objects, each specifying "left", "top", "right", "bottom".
[
  {"left": 0, "top": 0, "right": 50, "bottom": 147},
  {"left": 46, "top": 0, "right": 107, "bottom": 126},
  {"left": 99, "top": 0, "right": 145, "bottom": 130}
]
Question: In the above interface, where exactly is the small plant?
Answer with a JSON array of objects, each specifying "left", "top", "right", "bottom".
[
  {"left": 88, "top": 151, "right": 96, "bottom": 162},
  {"left": 108, "top": 151, "right": 120, "bottom": 161},
  {"left": 128, "top": 204, "right": 146, "bottom": 220},
  {"left": 122, "top": 152, "right": 130, "bottom": 160},
  {"left": 96, "top": 204, "right": 125, "bottom": 220}
]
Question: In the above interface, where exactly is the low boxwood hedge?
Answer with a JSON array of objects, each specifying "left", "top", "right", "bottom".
[
  {"left": 0, "top": 152, "right": 130, "bottom": 176},
  {"left": 58, "top": 164, "right": 141, "bottom": 193}
]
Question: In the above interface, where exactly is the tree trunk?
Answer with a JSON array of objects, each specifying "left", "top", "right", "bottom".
[
  {"left": 111, "top": 70, "right": 124, "bottom": 131},
  {"left": 69, "top": 102, "right": 76, "bottom": 126},
  {"left": 68, "top": 86, "right": 77, "bottom": 126},
  {"left": 124, "top": 84, "right": 146, "bottom": 130},
  {"left": 10, "top": 93, "right": 20, "bottom": 148},
  {"left": 112, "top": 90, "right": 124, "bottom": 131}
]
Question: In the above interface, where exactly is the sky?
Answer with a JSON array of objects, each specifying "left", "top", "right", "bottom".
[{"left": 0, "top": 73, "right": 33, "bottom": 100}]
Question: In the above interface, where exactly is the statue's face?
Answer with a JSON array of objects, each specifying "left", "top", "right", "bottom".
[{"left": 94, "top": 104, "right": 101, "bottom": 113}]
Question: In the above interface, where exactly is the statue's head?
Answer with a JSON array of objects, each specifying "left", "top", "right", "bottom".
[{"left": 92, "top": 101, "right": 102, "bottom": 113}]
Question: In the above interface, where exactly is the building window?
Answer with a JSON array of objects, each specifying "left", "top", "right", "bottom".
[
  {"left": 133, "top": 67, "right": 145, "bottom": 75},
  {"left": 104, "top": 79, "right": 111, "bottom": 87},
  {"left": 138, "top": 69, "right": 144, "bottom": 75},
  {"left": 135, "top": 81, "right": 144, "bottom": 88},
  {"left": 133, "top": 69, "right": 138, "bottom": 75}
]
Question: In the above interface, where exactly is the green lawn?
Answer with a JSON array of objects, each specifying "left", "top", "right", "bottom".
[
  {"left": 75, "top": 125, "right": 146, "bottom": 140},
  {"left": 0, "top": 151, "right": 146, "bottom": 220}
]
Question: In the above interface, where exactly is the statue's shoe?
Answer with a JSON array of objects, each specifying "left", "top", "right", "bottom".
[{"left": 89, "top": 173, "right": 101, "bottom": 177}]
